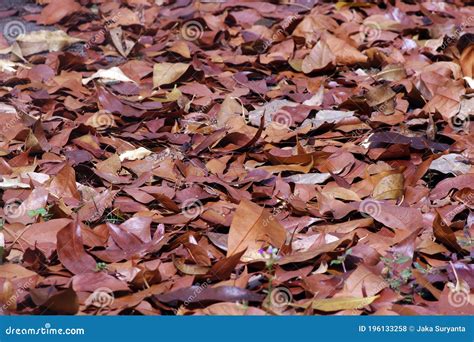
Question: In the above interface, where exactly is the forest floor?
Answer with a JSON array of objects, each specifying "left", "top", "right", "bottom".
[{"left": 0, "top": 0, "right": 472, "bottom": 315}]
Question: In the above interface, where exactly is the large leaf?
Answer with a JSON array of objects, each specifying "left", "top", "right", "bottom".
[
  {"left": 310, "top": 295, "right": 379, "bottom": 312},
  {"left": 153, "top": 63, "right": 190, "bottom": 88},
  {"left": 358, "top": 199, "right": 423, "bottom": 231},
  {"left": 227, "top": 199, "right": 286, "bottom": 261},
  {"left": 302, "top": 40, "right": 334, "bottom": 73},
  {"left": 17, "top": 30, "right": 82, "bottom": 56},
  {"left": 30, "top": 286, "right": 79, "bottom": 315},
  {"left": 323, "top": 32, "right": 367, "bottom": 65},
  {"left": 155, "top": 286, "right": 264, "bottom": 305},
  {"left": 433, "top": 213, "right": 468, "bottom": 255},
  {"left": 57, "top": 219, "right": 97, "bottom": 274}
]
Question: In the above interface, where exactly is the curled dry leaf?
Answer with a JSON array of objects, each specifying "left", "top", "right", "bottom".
[{"left": 82, "top": 67, "right": 136, "bottom": 85}]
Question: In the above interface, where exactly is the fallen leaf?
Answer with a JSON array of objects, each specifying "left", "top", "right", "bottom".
[
  {"left": 227, "top": 199, "right": 286, "bottom": 261},
  {"left": 57, "top": 219, "right": 97, "bottom": 274},
  {"left": 17, "top": 30, "right": 82, "bottom": 56},
  {"left": 310, "top": 295, "right": 379, "bottom": 312},
  {"left": 82, "top": 67, "right": 136, "bottom": 85},
  {"left": 153, "top": 63, "right": 190, "bottom": 88}
]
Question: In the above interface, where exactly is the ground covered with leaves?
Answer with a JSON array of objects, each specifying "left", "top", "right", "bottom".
[{"left": 0, "top": 0, "right": 473, "bottom": 316}]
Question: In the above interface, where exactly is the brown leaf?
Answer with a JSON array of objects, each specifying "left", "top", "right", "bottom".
[
  {"left": 372, "top": 173, "right": 404, "bottom": 200},
  {"left": 207, "top": 249, "right": 246, "bottom": 281},
  {"left": 358, "top": 200, "right": 423, "bottom": 231},
  {"left": 30, "top": 286, "right": 79, "bottom": 314},
  {"left": 49, "top": 164, "right": 81, "bottom": 200},
  {"left": 433, "top": 213, "right": 468, "bottom": 255},
  {"left": 302, "top": 40, "right": 335, "bottom": 73},
  {"left": 37, "top": 0, "right": 82, "bottom": 25},
  {"left": 155, "top": 286, "right": 264, "bottom": 305},
  {"left": 227, "top": 199, "right": 286, "bottom": 261},
  {"left": 323, "top": 33, "right": 368, "bottom": 65},
  {"left": 460, "top": 44, "right": 474, "bottom": 78},
  {"left": 57, "top": 219, "right": 97, "bottom": 274},
  {"left": 153, "top": 63, "right": 190, "bottom": 88}
]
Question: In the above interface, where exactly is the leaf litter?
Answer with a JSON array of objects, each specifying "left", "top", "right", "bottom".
[{"left": 0, "top": 0, "right": 472, "bottom": 316}]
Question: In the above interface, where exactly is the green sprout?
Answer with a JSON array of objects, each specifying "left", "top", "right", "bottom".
[
  {"left": 381, "top": 253, "right": 413, "bottom": 291},
  {"left": 105, "top": 210, "right": 125, "bottom": 224},
  {"left": 96, "top": 262, "right": 108, "bottom": 271},
  {"left": 27, "top": 208, "right": 52, "bottom": 220},
  {"left": 330, "top": 248, "right": 353, "bottom": 273}
]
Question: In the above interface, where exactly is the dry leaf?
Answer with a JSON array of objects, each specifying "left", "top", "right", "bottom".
[
  {"left": 153, "top": 63, "right": 190, "bottom": 88},
  {"left": 16, "top": 30, "right": 82, "bottom": 56},
  {"left": 310, "top": 295, "right": 379, "bottom": 312},
  {"left": 227, "top": 199, "right": 286, "bottom": 261}
]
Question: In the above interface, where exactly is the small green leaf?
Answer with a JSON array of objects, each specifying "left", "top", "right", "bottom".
[
  {"left": 413, "top": 262, "right": 426, "bottom": 273},
  {"left": 400, "top": 268, "right": 412, "bottom": 280},
  {"left": 28, "top": 208, "right": 48, "bottom": 217},
  {"left": 95, "top": 262, "right": 108, "bottom": 271},
  {"left": 395, "top": 255, "right": 411, "bottom": 264}
]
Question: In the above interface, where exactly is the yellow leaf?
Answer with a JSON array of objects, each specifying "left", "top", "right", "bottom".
[
  {"left": 335, "top": 1, "right": 372, "bottom": 10},
  {"left": 373, "top": 173, "right": 404, "bottom": 200},
  {"left": 153, "top": 62, "right": 189, "bottom": 88},
  {"left": 174, "top": 258, "right": 209, "bottom": 275},
  {"left": 302, "top": 40, "right": 334, "bottom": 73},
  {"left": 323, "top": 187, "right": 361, "bottom": 201},
  {"left": 311, "top": 295, "right": 379, "bottom": 312},
  {"left": 169, "top": 41, "right": 191, "bottom": 58}
]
